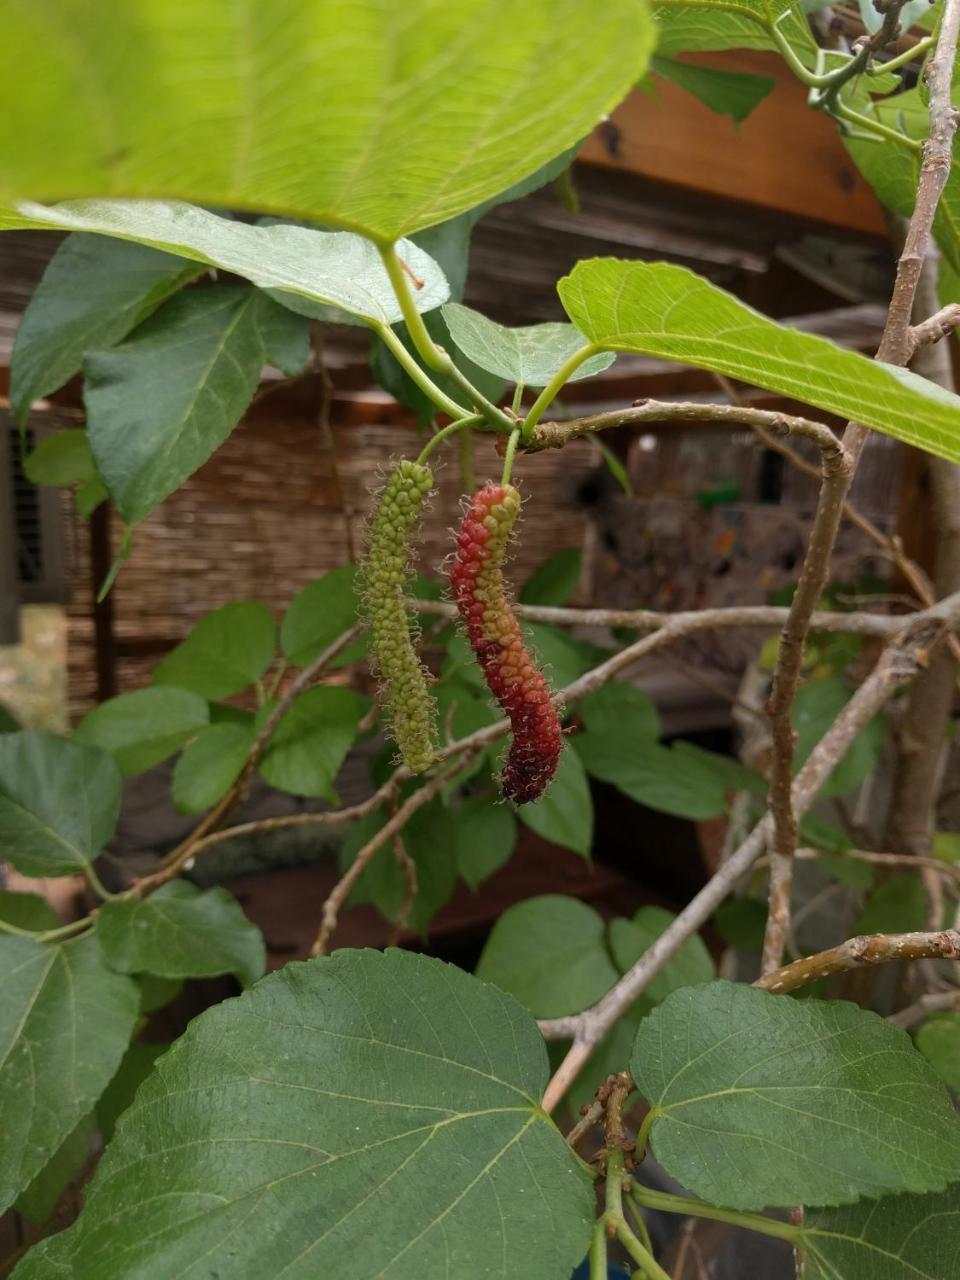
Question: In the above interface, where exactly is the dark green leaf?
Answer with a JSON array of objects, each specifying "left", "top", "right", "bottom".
[
  {"left": 96, "top": 1041, "right": 168, "bottom": 1143},
  {"left": 16, "top": 950, "right": 594, "bottom": 1279},
  {"left": 576, "top": 735, "right": 727, "bottom": 819},
  {"left": 0, "top": 701, "right": 20, "bottom": 732},
  {"left": 608, "top": 906, "right": 714, "bottom": 1009},
  {"left": 916, "top": 1015, "right": 960, "bottom": 1093},
  {"left": 525, "top": 623, "right": 596, "bottom": 693},
  {"left": 565, "top": 1014, "right": 640, "bottom": 1117},
  {"left": 10, "top": 232, "right": 198, "bottom": 424},
  {"left": 258, "top": 686, "right": 367, "bottom": 800},
  {"left": 792, "top": 676, "right": 886, "bottom": 797},
  {"left": 578, "top": 680, "right": 661, "bottom": 742},
  {"left": 442, "top": 304, "right": 614, "bottom": 387},
  {"left": 96, "top": 882, "right": 265, "bottom": 988},
  {"left": 559, "top": 259, "right": 960, "bottom": 464},
  {"left": 172, "top": 722, "right": 254, "bottom": 814},
  {"left": 280, "top": 565, "right": 367, "bottom": 669},
  {"left": 454, "top": 796, "right": 517, "bottom": 889},
  {"left": 0, "top": 1, "right": 650, "bottom": 244},
  {"left": 815, "top": 854, "right": 875, "bottom": 890},
  {"left": 803, "top": 1188, "right": 960, "bottom": 1280},
  {"left": 83, "top": 286, "right": 297, "bottom": 524},
  {"left": 630, "top": 981, "right": 960, "bottom": 1210},
  {"left": 153, "top": 601, "right": 277, "bottom": 699},
  {"left": 651, "top": 56, "right": 774, "bottom": 123},
  {"left": 363, "top": 797, "right": 459, "bottom": 933},
  {"left": 136, "top": 973, "right": 183, "bottom": 1014},
  {"left": 0, "top": 890, "right": 61, "bottom": 932},
  {"left": 0, "top": 731, "right": 121, "bottom": 876},
  {"left": 0, "top": 934, "right": 138, "bottom": 1213},
  {"left": 23, "top": 429, "right": 97, "bottom": 486},
  {"left": 520, "top": 550, "right": 583, "bottom": 606},
  {"left": 517, "top": 746, "right": 593, "bottom": 856},
  {"left": 74, "top": 687, "right": 209, "bottom": 777},
  {"left": 670, "top": 740, "right": 767, "bottom": 796},
  {"left": 15, "top": 1113, "right": 97, "bottom": 1226},
  {"left": 713, "top": 897, "right": 768, "bottom": 951},
  {"left": 477, "top": 895, "right": 618, "bottom": 1018},
  {"left": 854, "top": 876, "right": 927, "bottom": 936},
  {"left": 75, "top": 474, "right": 108, "bottom": 517}
]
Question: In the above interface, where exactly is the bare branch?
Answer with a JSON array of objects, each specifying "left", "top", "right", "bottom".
[
  {"left": 538, "top": 632, "right": 936, "bottom": 1112},
  {"left": 889, "top": 989, "right": 960, "bottom": 1029},
  {"left": 757, "top": 928, "right": 960, "bottom": 995},
  {"left": 907, "top": 302, "right": 960, "bottom": 356}
]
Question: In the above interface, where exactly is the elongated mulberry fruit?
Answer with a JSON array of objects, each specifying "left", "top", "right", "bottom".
[
  {"left": 451, "top": 481, "right": 563, "bottom": 804},
  {"left": 360, "top": 460, "right": 436, "bottom": 773}
]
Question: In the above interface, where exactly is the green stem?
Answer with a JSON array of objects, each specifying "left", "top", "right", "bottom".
[
  {"left": 511, "top": 381, "right": 525, "bottom": 416},
  {"left": 84, "top": 860, "right": 117, "bottom": 902},
  {"left": 501, "top": 428, "right": 521, "bottom": 486},
  {"left": 522, "top": 346, "right": 598, "bottom": 439},
  {"left": 830, "top": 99, "right": 924, "bottom": 150},
  {"left": 624, "top": 1190, "right": 654, "bottom": 1255},
  {"left": 615, "top": 1221, "right": 671, "bottom": 1280},
  {"left": 869, "top": 34, "right": 935, "bottom": 75},
  {"left": 770, "top": 23, "right": 869, "bottom": 90},
  {"left": 0, "top": 914, "right": 95, "bottom": 943},
  {"left": 416, "top": 415, "right": 484, "bottom": 466},
  {"left": 375, "top": 322, "right": 470, "bottom": 420},
  {"left": 634, "top": 1107, "right": 658, "bottom": 1159},
  {"left": 589, "top": 1220, "right": 607, "bottom": 1280},
  {"left": 379, "top": 247, "right": 514, "bottom": 432},
  {"left": 605, "top": 1148, "right": 671, "bottom": 1280},
  {"left": 629, "top": 1185, "right": 801, "bottom": 1246}
]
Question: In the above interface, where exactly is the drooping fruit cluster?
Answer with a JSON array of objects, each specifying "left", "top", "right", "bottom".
[
  {"left": 451, "top": 481, "right": 563, "bottom": 804},
  {"left": 359, "top": 460, "right": 436, "bottom": 773}
]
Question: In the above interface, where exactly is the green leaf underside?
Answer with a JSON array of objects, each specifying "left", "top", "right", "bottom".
[
  {"left": 476, "top": 895, "right": 618, "bottom": 1018},
  {"left": 0, "top": 935, "right": 139, "bottom": 1214},
  {"left": 650, "top": 56, "right": 775, "bottom": 124},
  {"left": 0, "top": 0, "right": 650, "bottom": 244},
  {"left": 23, "top": 429, "right": 97, "bottom": 486},
  {"left": 258, "top": 686, "right": 368, "bottom": 800},
  {"left": 520, "top": 549, "right": 583, "bottom": 607},
  {"left": 442, "top": 304, "right": 614, "bottom": 386},
  {"left": 630, "top": 982, "right": 960, "bottom": 1211},
  {"left": 803, "top": 1189, "right": 960, "bottom": 1280},
  {"left": 153, "top": 601, "right": 277, "bottom": 700},
  {"left": 172, "top": 722, "right": 254, "bottom": 814},
  {"left": 16, "top": 950, "right": 594, "bottom": 1280},
  {"left": 82, "top": 285, "right": 301, "bottom": 524},
  {"left": 74, "top": 686, "right": 209, "bottom": 777},
  {"left": 0, "top": 201, "right": 450, "bottom": 328},
  {"left": 559, "top": 259, "right": 960, "bottom": 464},
  {"left": 96, "top": 882, "right": 266, "bottom": 988},
  {"left": 9, "top": 232, "right": 200, "bottom": 422},
  {"left": 0, "top": 891, "right": 61, "bottom": 932},
  {"left": 652, "top": 0, "right": 817, "bottom": 56},
  {"left": 0, "top": 731, "right": 121, "bottom": 876},
  {"left": 15, "top": 1113, "right": 97, "bottom": 1227},
  {"left": 516, "top": 746, "right": 593, "bottom": 856}
]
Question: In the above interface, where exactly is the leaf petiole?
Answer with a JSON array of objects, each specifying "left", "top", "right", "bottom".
[
  {"left": 629, "top": 1184, "right": 802, "bottom": 1246},
  {"left": 500, "top": 427, "right": 522, "bottom": 486},
  {"left": 521, "top": 345, "right": 598, "bottom": 439},
  {"left": 416, "top": 414, "right": 485, "bottom": 466}
]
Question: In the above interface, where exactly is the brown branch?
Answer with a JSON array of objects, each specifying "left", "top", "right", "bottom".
[
  {"left": 756, "top": 928, "right": 960, "bottom": 994},
  {"left": 538, "top": 630, "right": 936, "bottom": 1112},
  {"left": 888, "top": 989, "right": 960, "bottom": 1029},
  {"left": 762, "top": 424, "right": 852, "bottom": 973},
  {"left": 907, "top": 302, "right": 960, "bottom": 356},
  {"left": 310, "top": 755, "right": 473, "bottom": 956},
  {"left": 565, "top": 1097, "right": 606, "bottom": 1151},
  {"left": 387, "top": 826, "right": 418, "bottom": 945}
]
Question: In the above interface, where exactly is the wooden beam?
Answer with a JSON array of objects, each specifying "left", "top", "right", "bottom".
[{"left": 579, "top": 51, "right": 889, "bottom": 237}]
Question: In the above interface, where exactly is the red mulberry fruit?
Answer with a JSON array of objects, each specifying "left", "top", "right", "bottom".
[{"left": 450, "top": 481, "right": 563, "bottom": 803}]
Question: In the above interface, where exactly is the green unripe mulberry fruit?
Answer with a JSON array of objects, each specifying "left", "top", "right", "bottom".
[{"left": 360, "top": 460, "right": 436, "bottom": 773}]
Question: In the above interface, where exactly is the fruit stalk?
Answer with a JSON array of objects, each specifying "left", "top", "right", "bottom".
[
  {"left": 360, "top": 460, "right": 436, "bottom": 773},
  {"left": 451, "top": 481, "right": 562, "bottom": 803}
]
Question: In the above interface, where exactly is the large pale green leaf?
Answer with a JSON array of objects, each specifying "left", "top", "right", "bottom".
[
  {"left": 803, "top": 1189, "right": 960, "bottom": 1280},
  {"left": 630, "top": 982, "right": 960, "bottom": 1211},
  {"left": 0, "top": 200, "right": 450, "bottom": 327},
  {"left": 74, "top": 687, "right": 210, "bottom": 777},
  {"left": 652, "top": 0, "right": 817, "bottom": 55},
  {"left": 14, "top": 950, "right": 594, "bottom": 1280},
  {"left": 96, "top": 882, "right": 266, "bottom": 989},
  {"left": 0, "top": 0, "right": 650, "bottom": 244},
  {"left": 0, "top": 731, "right": 121, "bottom": 876},
  {"left": 475, "top": 895, "right": 618, "bottom": 1017},
  {"left": 516, "top": 746, "right": 593, "bottom": 856},
  {"left": 10, "top": 231, "right": 200, "bottom": 423},
  {"left": 442, "top": 303, "right": 614, "bottom": 387},
  {"left": 0, "top": 934, "right": 138, "bottom": 1214},
  {"left": 82, "top": 285, "right": 302, "bottom": 523},
  {"left": 153, "top": 602, "right": 277, "bottom": 700},
  {"left": 608, "top": 906, "right": 714, "bottom": 1010},
  {"left": 258, "top": 686, "right": 368, "bottom": 800},
  {"left": 559, "top": 259, "right": 960, "bottom": 463}
]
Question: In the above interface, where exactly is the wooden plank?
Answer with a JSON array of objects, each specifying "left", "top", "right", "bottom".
[{"left": 579, "top": 51, "right": 888, "bottom": 237}]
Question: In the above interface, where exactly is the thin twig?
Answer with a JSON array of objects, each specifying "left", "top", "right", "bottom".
[
  {"left": 907, "top": 302, "right": 960, "bottom": 356},
  {"left": 387, "top": 826, "right": 418, "bottom": 945},
  {"left": 888, "top": 989, "right": 960, "bottom": 1029},
  {"left": 565, "top": 1098, "right": 606, "bottom": 1151},
  {"left": 757, "top": 928, "right": 960, "bottom": 994}
]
